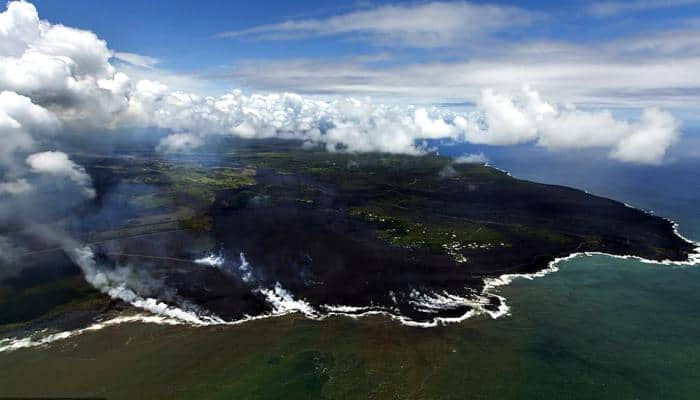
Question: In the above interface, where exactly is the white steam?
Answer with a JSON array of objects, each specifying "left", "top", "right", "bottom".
[
  {"left": 238, "top": 252, "right": 253, "bottom": 283},
  {"left": 194, "top": 252, "right": 225, "bottom": 267},
  {"left": 69, "top": 246, "right": 222, "bottom": 325},
  {"left": 194, "top": 251, "right": 254, "bottom": 283},
  {"left": 258, "top": 282, "right": 318, "bottom": 316}
]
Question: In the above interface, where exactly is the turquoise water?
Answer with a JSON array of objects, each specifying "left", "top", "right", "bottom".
[
  {"left": 491, "top": 255, "right": 700, "bottom": 399},
  {"left": 480, "top": 156, "right": 700, "bottom": 398}
]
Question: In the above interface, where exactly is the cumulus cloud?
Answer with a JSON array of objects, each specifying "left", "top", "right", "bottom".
[
  {"left": 0, "top": 0, "right": 130, "bottom": 130},
  {"left": 156, "top": 133, "right": 204, "bottom": 153},
  {"left": 26, "top": 151, "right": 95, "bottom": 198},
  {"left": 117, "top": 74, "right": 683, "bottom": 163},
  {"left": 0, "top": 90, "right": 59, "bottom": 168},
  {"left": 455, "top": 153, "right": 488, "bottom": 164},
  {"left": 463, "top": 87, "right": 680, "bottom": 164},
  {"left": 0, "top": 89, "right": 61, "bottom": 203},
  {"left": 610, "top": 108, "right": 679, "bottom": 164},
  {"left": 0, "top": 0, "right": 41, "bottom": 56},
  {"left": 0, "top": 0, "right": 684, "bottom": 185},
  {"left": 123, "top": 88, "right": 456, "bottom": 154}
]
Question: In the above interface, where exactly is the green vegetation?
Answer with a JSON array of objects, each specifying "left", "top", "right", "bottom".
[
  {"left": 123, "top": 162, "right": 256, "bottom": 207},
  {"left": 166, "top": 166, "right": 256, "bottom": 203},
  {"left": 509, "top": 224, "right": 577, "bottom": 245},
  {"left": 129, "top": 193, "right": 172, "bottom": 209},
  {"left": 179, "top": 214, "right": 213, "bottom": 231},
  {"left": 232, "top": 147, "right": 450, "bottom": 181},
  {"left": 349, "top": 207, "right": 506, "bottom": 263},
  {"left": 123, "top": 163, "right": 256, "bottom": 231}
]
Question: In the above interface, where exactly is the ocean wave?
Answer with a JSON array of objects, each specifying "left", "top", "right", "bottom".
[
  {"left": 0, "top": 314, "right": 181, "bottom": 353},
  {"left": 3, "top": 214, "right": 698, "bottom": 352},
  {"left": 258, "top": 282, "right": 318, "bottom": 317},
  {"left": 482, "top": 237, "right": 700, "bottom": 319}
]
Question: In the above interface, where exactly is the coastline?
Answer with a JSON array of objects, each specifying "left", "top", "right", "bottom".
[
  {"left": 2, "top": 169, "right": 699, "bottom": 352},
  {"left": 3, "top": 231, "right": 697, "bottom": 353}
]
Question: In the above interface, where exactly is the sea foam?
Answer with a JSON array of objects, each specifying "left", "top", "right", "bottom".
[{"left": 3, "top": 210, "right": 698, "bottom": 352}]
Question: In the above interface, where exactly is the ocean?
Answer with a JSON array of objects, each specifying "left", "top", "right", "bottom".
[
  {"left": 0, "top": 143, "right": 698, "bottom": 399},
  {"left": 437, "top": 143, "right": 700, "bottom": 398}
]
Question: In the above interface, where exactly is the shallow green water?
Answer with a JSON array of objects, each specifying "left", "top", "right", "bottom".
[
  {"left": 1, "top": 253, "right": 698, "bottom": 399},
  {"left": 486, "top": 254, "right": 700, "bottom": 399}
]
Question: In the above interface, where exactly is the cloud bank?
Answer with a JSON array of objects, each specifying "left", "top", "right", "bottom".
[
  {"left": 0, "top": 0, "right": 685, "bottom": 211},
  {"left": 464, "top": 87, "right": 679, "bottom": 164}
]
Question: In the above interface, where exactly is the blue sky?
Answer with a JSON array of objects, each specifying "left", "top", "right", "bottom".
[
  {"left": 1, "top": 0, "right": 698, "bottom": 168},
  {"left": 29, "top": 0, "right": 700, "bottom": 110},
  {"left": 30, "top": 0, "right": 700, "bottom": 63}
]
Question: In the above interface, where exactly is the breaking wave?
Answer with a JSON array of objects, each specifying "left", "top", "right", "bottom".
[
  {"left": 0, "top": 314, "right": 181, "bottom": 353},
  {"left": 258, "top": 282, "right": 318, "bottom": 316},
  {"left": 3, "top": 223, "right": 698, "bottom": 352}
]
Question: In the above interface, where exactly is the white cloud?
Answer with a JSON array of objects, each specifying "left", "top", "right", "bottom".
[
  {"left": 414, "top": 108, "right": 454, "bottom": 138},
  {"left": 224, "top": 54, "right": 700, "bottom": 109},
  {"left": 0, "top": 90, "right": 59, "bottom": 169},
  {"left": 465, "top": 87, "right": 680, "bottom": 164},
  {"left": 217, "top": 1, "right": 534, "bottom": 48},
  {"left": 0, "top": 178, "right": 31, "bottom": 195},
  {"left": 589, "top": 0, "right": 699, "bottom": 17},
  {"left": 610, "top": 108, "right": 679, "bottom": 164},
  {"left": 0, "top": 90, "right": 59, "bottom": 133},
  {"left": 123, "top": 82, "right": 679, "bottom": 163},
  {"left": 156, "top": 133, "right": 204, "bottom": 153},
  {"left": 0, "top": 0, "right": 42, "bottom": 56},
  {"left": 0, "top": 1, "right": 130, "bottom": 130},
  {"left": 114, "top": 52, "right": 160, "bottom": 69},
  {"left": 0, "top": 0, "right": 685, "bottom": 172},
  {"left": 26, "top": 151, "right": 95, "bottom": 198},
  {"left": 605, "top": 25, "right": 700, "bottom": 57},
  {"left": 125, "top": 90, "right": 464, "bottom": 154},
  {"left": 467, "top": 88, "right": 543, "bottom": 145},
  {"left": 454, "top": 153, "right": 488, "bottom": 164}
]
